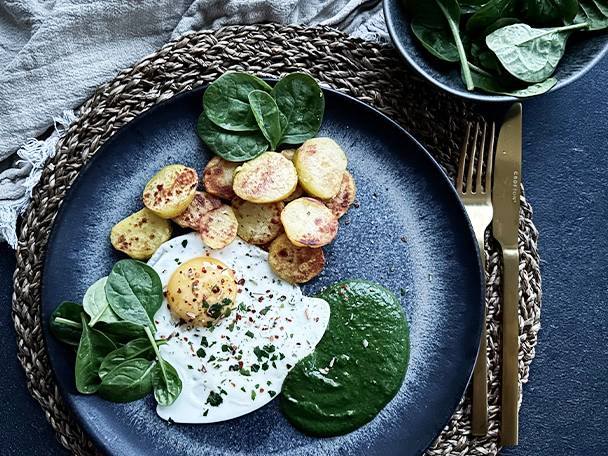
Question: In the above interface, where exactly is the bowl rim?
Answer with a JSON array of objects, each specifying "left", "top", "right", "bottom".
[{"left": 383, "top": 0, "right": 608, "bottom": 103}]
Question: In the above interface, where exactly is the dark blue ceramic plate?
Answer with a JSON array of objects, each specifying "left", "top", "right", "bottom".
[
  {"left": 42, "top": 87, "right": 484, "bottom": 456},
  {"left": 384, "top": 0, "right": 608, "bottom": 102}
]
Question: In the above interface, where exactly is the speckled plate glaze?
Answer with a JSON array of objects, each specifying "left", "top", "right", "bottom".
[
  {"left": 41, "top": 87, "right": 484, "bottom": 456},
  {"left": 384, "top": 0, "right": 608, "bottom": 102}
]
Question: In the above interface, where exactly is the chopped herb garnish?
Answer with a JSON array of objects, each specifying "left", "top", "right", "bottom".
[
  {"left": 239, "top": 368, "right": 251, "bottom": 376},
  {"left": 181, "top": 239, "right": 188, "bottom": 248},
  {"left": 221, "top": 344, "right": 231, "bottom": 352},
  {"left": 268, "top": 390, "right": 276, "bottom": 398},
  {"left": 251, "top": 364, "right": 260, "bottom": 372},
  {"left": 208, "top": 355, "right": 216, "bottom": 362},
  {"left": 245, "top": 330, "right": 254, "bottom": 338},
  {"left": 261, "top": 362, "right": 269, "bottom": 371},
  {"left": 260, "top": 305, "right": 272, "bottom": 315},
  {"left": 206, "top": 391, "right": 223, "bottom": 407},
  {"left": 202, "top": 409, "right": 209, "bottom": 417},
  {"left": 196, "top": 348, "right": 206, "bottom": 358},
  {"left": 251, "top": 390, "right": 256, "bottom": 400},
  {"left": 201, "top": 336, "right": 209, "bottom": 347},
  {"left": 187, "top": 365, "right": 193, "bottom": 370}
]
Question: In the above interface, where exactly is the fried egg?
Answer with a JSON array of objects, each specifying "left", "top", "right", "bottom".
[{"left": 148, "top": 232, "right": 330, "bottom": 423}]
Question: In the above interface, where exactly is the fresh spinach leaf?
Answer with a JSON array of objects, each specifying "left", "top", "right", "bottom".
[
  {"left": 575, "top": 0, "right": 608, "bottom": 30},
  {"left": 203, "top": 72, "right": 273, "bottom": 131},
  {"left": 460, "top": 0, "right": 489, "bottom": 14},
  {"left": 97, "top": 358, "right": 155, "bottom": 403},
  {"left": 105, "top": 259, "right": 162, "bottom": 328},
  {"left": 197, "top": 111, "right": 268, "bottom": 162},
  {"left": 83, "top": 277, "right": 120, "bottom": 326},
  {"left": 50, "top": 301, "right": 84, "bottom": 346},
  {"left": 151, "top": 359, "right": 182, "bottom": 406},
  {"left": 271, "top": 73, "right": 325, "bottom": 144},
  {"left": 522, "top": 0, "right": 579, "bottom": 26},
  {"left": 411, "top": 21, "right": 460, "bottom": 62},
  {"left": 248, "top": 90, "right": 282, "bottom": 149},
  {"left": 96, "top": 320, "right": 147, "bottom": 343},
  {"left": 468, "top": 66, "right": 558, "bottom": 96},
  {"left": 99, "top": 337, "right": 160, "bottom": 378},
  {"left": 432, "top": 0, "right": 475, "bottom": 90},
  {"left": 486, "top": 22, "right": 588, "bottom": 83},
  {"left": 144, "top": 326, "right": 182, "bottom": 405},
  {"left": 467, "top": 0, "right": 517, "bottom": 34},
  {"left": 75, "top": 313, "right": 117, "bottom": 394}
]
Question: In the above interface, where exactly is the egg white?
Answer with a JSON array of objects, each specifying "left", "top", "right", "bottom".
[{"left": 147, "top": 232, "right": 330, "bottom": 423}]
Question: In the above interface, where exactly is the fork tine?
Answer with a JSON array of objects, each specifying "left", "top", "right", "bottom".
[
  {"left": 466, "top": 123, "right": 480, "bottom": 193},
  {"left": 476, "top": 123, "right": 487, "bottom": 193},
  {"left": 485, "top": 122, "right": 496, "bottom": 194},
  {"left": 457, "top": 123, "right": 471, "bottom": 192}
]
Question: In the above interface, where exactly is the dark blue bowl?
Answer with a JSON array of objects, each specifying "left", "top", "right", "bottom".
[{"left": 384, "top": 0, "right": 608, "bottom": 102}]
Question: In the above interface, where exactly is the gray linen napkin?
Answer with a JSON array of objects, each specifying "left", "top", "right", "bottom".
[{"left": 0, "top": 0, "right": 387, "bottom": 247}]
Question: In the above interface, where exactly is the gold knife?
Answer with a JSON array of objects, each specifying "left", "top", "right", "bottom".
[{"left": 492, "top": 103, "right": 522, "bottom": 447}]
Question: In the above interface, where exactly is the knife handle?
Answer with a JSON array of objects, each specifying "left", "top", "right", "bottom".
[
  {"left": 471, "top": 236, "right": 488, "bottom": 436},
  {"left": 501, "top": 247, "right": 520, "bottom": 446}
]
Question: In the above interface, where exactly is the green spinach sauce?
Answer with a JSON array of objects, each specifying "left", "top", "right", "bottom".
[{"left": 280, "top": 280, "right": 410, "bottom": 436}]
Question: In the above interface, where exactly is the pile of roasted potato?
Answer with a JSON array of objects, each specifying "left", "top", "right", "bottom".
[{"left": 110, "top": 137, "right": 356, "bottom": 283}]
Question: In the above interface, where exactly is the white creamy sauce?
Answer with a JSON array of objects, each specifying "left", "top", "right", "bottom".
[{"left": 147, "top": 232, "right": 330, "bottom": 424}]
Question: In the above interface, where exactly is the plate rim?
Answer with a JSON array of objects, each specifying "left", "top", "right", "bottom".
[{"left": 41, "top": 83, "right": 485, "bottom": 456}]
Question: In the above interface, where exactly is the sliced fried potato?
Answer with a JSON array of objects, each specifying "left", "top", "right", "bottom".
[
  {"left": 280, "top": 197, "right": 338, "bottom": 248},
  {"left": 232, "top": 199, "right": 284, "bottom": 245},
  {"left": 283, "top": 183, "right": 304, "bottom": 202},
  {"left": 143, "top": 164, "right": 198, "bottom": 218},
  {"left": 232, "top": 152, "right": 298, "bottom": 203},
  {"left": 172, "top": 191, "right": 222, "bottom": 230},
  {"left": 294, "top": 138, "right": 347, "bottom": 200},
  {"left": 110, "top": 208, "right": 172, "bottom": 260},
  {"left": 281, "top": 148, "right": 297, "bottom": 161},
  {"left": 325, "top": 171, "right": 356, "bottom": 218},
  {"left": 203, "top": 156, "right": 239, "bottom": 200},
  {"left": 268, "top": 234, "right": 325, "bottom": 283},
  {"left": 199, "top": 205, "right": 238, "bottom": 249}
]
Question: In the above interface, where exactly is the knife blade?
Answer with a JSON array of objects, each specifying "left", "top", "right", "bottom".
[{"left": 492, "top": 103, "right": 522, "bottom": 447}]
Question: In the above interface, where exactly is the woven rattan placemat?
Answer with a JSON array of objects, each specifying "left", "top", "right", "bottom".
[{"left": 11, "top": 24, "right": 541, "bottom": 456}]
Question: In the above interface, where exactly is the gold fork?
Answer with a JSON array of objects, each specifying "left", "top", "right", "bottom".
[{"left": 456, "top": 122, "right": 496, "bottom": 436}]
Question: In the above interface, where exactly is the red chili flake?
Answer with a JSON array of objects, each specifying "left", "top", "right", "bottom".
[
  {"left": 237, "top": 278, "right": 246, "bottom": 285},
  {"left": 238, "top": 361, "right": 244, "bottom": 368},
  {"left": 260, "top": 388, "right": 265, "bottom": 393}
]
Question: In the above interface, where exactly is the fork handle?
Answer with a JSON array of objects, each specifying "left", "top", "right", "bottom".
[
  {"left": 501, "top": 247, "right": 520, "bottom": 446},
  {"left": 471, "top": 233, "right": 488, "bottom": 436}
]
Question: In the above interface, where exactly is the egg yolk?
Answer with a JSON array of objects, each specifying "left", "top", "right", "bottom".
[{"left": 166, "top": 257, "right": 237, "bottom": 327}]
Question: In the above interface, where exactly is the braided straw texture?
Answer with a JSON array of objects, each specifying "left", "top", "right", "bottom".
[{"left": 11, "top": 24, "right": 541, "bottom": 456}]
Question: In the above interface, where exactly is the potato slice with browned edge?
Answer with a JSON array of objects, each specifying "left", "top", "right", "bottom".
[
  {"left": 232, "top": 199, "right": 284, "bottom": 245},
  {"left": 283, "top": 184, "right": 304, "bottom": 202},
  {"left": 110, "top": 208, "right": 172, "bottom": 260},
  {"left": 268, "top": 234, "right": 325, "bottom": 283},
  {"left": 143, "top": 164, "right": 198, "bottom": 218},
  {"left": 325, "top": 171, "right": 356, "bottom": 218},
  {"left": 199, "top": 205, "right": 238, "bottom": 249},
  {"left": 294, "top": 138, "right": 347, "bottom": 200},
  {"left": 203, "top": 156, "right": 239, "bottom": 200},
  {"left": 232, "top": 152, "right": 298, "bottom": 203},
  {"left": 280, "top": 197, "right": 338, "bottom": 248},
  {"left": 172, "top": 191, "right": 222, "bottom": 230},
  {"left": 281, "top": 149, "right": 297, "bottom": 161}
]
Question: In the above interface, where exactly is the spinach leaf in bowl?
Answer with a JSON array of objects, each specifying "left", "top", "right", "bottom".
[
  {"left": 486, "top": 22, "right": 589, "bottom": 83},
  {"left": 575, "top": 0, "right": 608, "bottom": 30}
]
